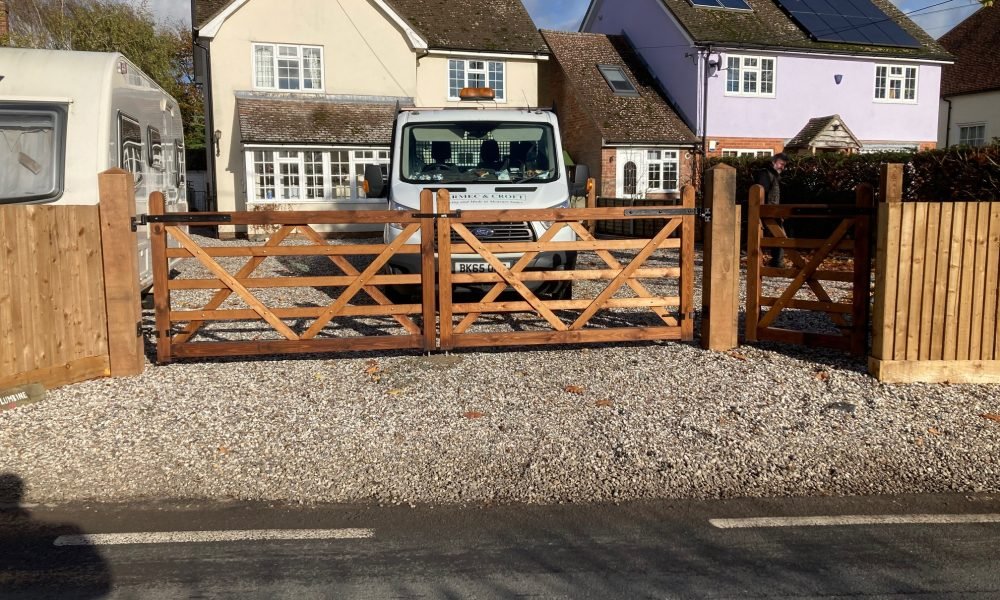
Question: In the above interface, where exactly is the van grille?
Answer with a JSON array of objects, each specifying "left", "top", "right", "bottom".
[{"left": 451, "top": 222, "right": 535, "bottom": 244}]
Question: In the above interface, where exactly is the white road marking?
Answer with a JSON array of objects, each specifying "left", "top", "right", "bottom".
[
  {"left": 710, "top": 514, "right": 1000, "bottom": 529},
  {"left": 53, "top": 528, "right": 375, "bottom": 546}
]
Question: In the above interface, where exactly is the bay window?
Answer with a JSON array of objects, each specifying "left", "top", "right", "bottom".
[{"left": 247, "top": 148, "right": 389, "bottom": 202}]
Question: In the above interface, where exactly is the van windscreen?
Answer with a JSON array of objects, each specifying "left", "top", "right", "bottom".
[
  {"left": 0, "top": 103, "right": 67, "bottom": 204},
  {"left": 401, "top": 122, "right": 558, "bottom": 184}
]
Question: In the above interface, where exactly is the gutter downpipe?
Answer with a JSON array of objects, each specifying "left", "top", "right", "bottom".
[
  {"left": 943, "top": 96, "right": 952, "bottom": 147},
  {"left": 194, "top": 35, "right": 217, "bottom": 211},
  {"left": 700, "top": 45, "right": 713, "bottom": 191}
]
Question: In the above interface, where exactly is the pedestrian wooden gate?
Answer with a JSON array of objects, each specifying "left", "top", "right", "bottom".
[
  {"left": 147, "top": 189, "right": 696, "bottom": 363},
  {"left": 746, "top": 184, "right": 874, "bottom": 355}
]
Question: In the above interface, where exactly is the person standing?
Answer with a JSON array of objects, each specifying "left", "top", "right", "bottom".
[{"left": 754, "top": 153, "right": 789, "bottom": 268}]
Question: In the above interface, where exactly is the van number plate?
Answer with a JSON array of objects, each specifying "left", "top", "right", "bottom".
[{"left": 455, "top": 262, "right": 512, "bottom": 273}]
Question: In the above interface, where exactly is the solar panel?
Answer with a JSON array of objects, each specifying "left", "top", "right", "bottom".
[
  {"left": 772, "top": 0, "right": 921, "bottom": 48},
  {"left": 688, "top": 0, "right": 752, "bottom": 10}
]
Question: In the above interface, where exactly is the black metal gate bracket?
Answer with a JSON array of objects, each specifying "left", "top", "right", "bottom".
[
  {"left": 412, "top": 210, "right": 463, "bottom": 219},
  {"left": 131, "top": 213, "right": 233, "bottom": 232}
]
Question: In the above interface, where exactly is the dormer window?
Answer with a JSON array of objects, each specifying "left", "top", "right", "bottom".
[{"left": 598, "top": 65, "right": 639, "bottom": 97}]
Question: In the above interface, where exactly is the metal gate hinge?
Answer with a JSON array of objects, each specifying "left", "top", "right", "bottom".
[
  {"left": 676, "top": 310, "right": 698, "bottom": 321},
  {"left": 698, "top": 209, "right": 713, "bottom": 222},
  {"left": 412, "top": 210, "right": 463, "bottom": 219}
]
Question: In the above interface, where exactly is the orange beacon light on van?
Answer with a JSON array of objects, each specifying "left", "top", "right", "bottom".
[{"left": 459, "top": 87, "right": 496, "bottom": 101}]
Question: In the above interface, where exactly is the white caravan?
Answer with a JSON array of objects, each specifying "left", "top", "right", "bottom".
[
  {"left": 368, "top": 93, "right": 584, "bottom": 298},
  {"left": 0, "top": 47, "right": 188, "bottom": 288}
]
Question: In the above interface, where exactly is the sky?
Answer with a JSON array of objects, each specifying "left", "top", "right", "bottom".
[{"left": 148, "top": 0, "right": 983, "bottom": 39}]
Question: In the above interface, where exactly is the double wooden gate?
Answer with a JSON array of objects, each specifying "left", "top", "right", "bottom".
[
  {"left": 745, "top": 184, "right": 874, "bottom": 355},
  {"left": 147, "top": 188, "right": 696, "bottom": 363}
]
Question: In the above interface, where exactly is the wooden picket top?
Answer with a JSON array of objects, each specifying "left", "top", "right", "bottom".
[
  {"left": 870, "top": 165, "right": 1000, "bottom": 383},
  {"left": 746, "top": 183, "right": 874, "bottom": 355}
]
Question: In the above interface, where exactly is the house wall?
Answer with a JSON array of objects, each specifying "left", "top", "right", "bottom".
[
  {"left": 544, "top": 60, "right": 606, "bottom": 195},
  {"left": 938, "top": 91, "right": 1000, "bottom": 147},
  {"left": 584, "top": 0, "right": 700, "bottom": 132},
  {"left": 207, "top": 0, "right": 418, "bottom": 214},
  {"left": 584, "top": 0, "right": 943, "bottom": 149},
  {"left": 416, "top": 54, "right": 540, "bottom": 107},
  {"left": 707, "top": 52, "right": 942, "bottom": 146}
]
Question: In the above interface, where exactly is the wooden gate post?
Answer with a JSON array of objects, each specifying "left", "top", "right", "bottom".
[
  {"left": 419, "top": 189, "right": 437, "bottom": 352},
  {"left": 701, "top": 163, "right": 741, "bottom": 351},
  {"left": 870, "top": 163, "right": 904, "bottom": 372},
  {"left": 852, "top": 183, "right": 875, "bottom": 356},
  {"left": 148, "top": 191, "right": 172, "bottom": 364},
  {"left": 744, "top": 184, "right": 765, "bottom": 343},
  {"left": 97, "top": 169, "right": 145, "bottom": 376}
]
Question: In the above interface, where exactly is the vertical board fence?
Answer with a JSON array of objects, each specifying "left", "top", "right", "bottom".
[
  {"left": 870, "top": 167, "right": 1000, "bottom": 383},
  {"left": 0, "top": 169, "right": 144, "bottom": 390}
]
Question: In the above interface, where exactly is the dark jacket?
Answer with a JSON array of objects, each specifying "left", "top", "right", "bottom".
[{"left": 754, "top": 164, "right": 781, "bottom": 205}]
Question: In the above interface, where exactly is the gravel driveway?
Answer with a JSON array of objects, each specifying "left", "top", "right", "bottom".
[{"left": 1, "top": 234, "right": 998, "bottom": 505}]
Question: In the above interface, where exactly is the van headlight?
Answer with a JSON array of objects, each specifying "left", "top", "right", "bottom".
[
  {"left": 541, "top": 199, "right": 570, "bottom": 229},
  {"left": 388, "top": 198, "right": 409, "bottom": 230}
]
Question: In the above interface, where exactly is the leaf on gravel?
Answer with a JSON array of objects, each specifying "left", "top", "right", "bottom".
[
  {"left": 463, "top": 411, "right": 485, "bottom": 419},
  {"left": 595, "top": 399, "right": 613, "bottom": 408},
  {"left": 387, "top": 388, "right": 407, "bottom": 396},
  {"left": 726, "top": 351, "right": 748, "bottom": 361},
  {"left": 564, "top": 385, "right": 585, "bottom": 395},
  {"left": 915, "top": 437, "right": 924, "bottom": 447},
  {"left": 364, "top": 361, "right": 380, "bottom": 376},
  {"left": 814, "top": 371, "right": 830, "bottom": 382},
  {"left": 314, "top": 373, "right": 325, "bottom": 381},
  {"left": 927, "top": 427, "right": 942, "bottom": 436},
  {"left": 981, "top": 413, "right": 1000, "bottom": 423},
  {"left": 217, "top": 446, "right": 230, "bottom": 454}
]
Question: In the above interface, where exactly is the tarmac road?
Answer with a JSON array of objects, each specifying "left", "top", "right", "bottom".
[{"left": 2, "top": 494, "right": 999, "bottom": 599}]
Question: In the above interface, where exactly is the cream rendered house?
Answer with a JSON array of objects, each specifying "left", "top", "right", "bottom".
[{"left": 192, "top": 0, "right": 549, "bottom": 234}]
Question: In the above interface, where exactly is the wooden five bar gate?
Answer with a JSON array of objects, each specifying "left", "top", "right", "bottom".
[
  {"left": 147, "top": 188, "right": 697, "bottom": 362},
  {"left": 746, "top": 183, "right": 874, "bottom": 356}
]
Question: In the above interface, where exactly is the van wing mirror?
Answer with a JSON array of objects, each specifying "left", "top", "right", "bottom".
[
  {"left": 363, "top": 163, "right": 386, "bottom": 198},
  {"left": 571, "top": 164, "right": 590, "bottom": 196}
]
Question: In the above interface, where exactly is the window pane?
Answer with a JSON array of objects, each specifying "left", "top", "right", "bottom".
[
  {"left": 0, "top": 104, "right": 65, "bottom": 203},
  {"left": 449, "top": 59, "right": 465, "bottom": 98},
  {"left": 253, "top": 151, "right": 275, "bottom": 200},
  {"left": 280, "top": 161, "right": 300, "bottom": 199},
  {"left": 743, "top": 70, "right": 757, "bottom": 94},
  {"left": 254, "top": 45, "right": 275, "bottom": 88},
  {"left": 623, "top": 162, "right": 637, "bottom": 195},
  {"left": 277, "top": 47, "right": 300, "bottom": 90},
  {"left": 489, "top": 61, "right": 505, "bottom": 100},
  {"left": 119, "top": 114, "right": 143, "bottom": 187},
  {"left": 727, "top": 57, "right": 740, "bottom": 93},
  {"left": 304, "top": 151, "right": 325, "bottom": 199},
  {"left": 330, "top": 150, "right": 351, "bottom": 199},
  {"left": 760, "top": 59, "right": 774, "bottom": 95},
  {"left": 648, "top": 163, "right": 661, "bottom": 189},
  {"left": 303, "top": 47, "right": 323, "bottom": 90},
  {"left": 663, "top": 161, "right": 678, "bottom": 190}
]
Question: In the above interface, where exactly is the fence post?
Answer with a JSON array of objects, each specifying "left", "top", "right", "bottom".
[
  {"left": 97, "top": 169, "right": 145, "bottom": 377},
  {"left": 870, "top": 164, "right": 904, "bottom": 374},
  {"left": 437, "top": 189, "right": 454, "bottom": 351},
  {"left": 745, "top": 183, "right": 764, "bottom": 343},
  {"left": 852, "top": 183, "right": 874, "bottom": 356},
  {"left": 700, "top": 163, "right": 741, "bottom": 351},
  {"left": 419, "top": 189, "right": 437, "bottom": 352},
  {"left": 680, "top": 185, "right": 696, "bottom": 341},
  {"left": 148, "top": 191, "right": 172, "bottom": 364}
]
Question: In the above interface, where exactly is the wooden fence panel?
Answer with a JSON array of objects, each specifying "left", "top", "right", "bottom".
[
  {"left": 0, "top": 205, "right": 109, "bottom": 389},
  {"left": 870, "top": 198, "right": 1000, "bottom": 383}
]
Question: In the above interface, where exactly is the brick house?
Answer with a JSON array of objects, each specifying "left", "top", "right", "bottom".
[
  {"left": 191, "top": 0, "right": 549, "bottom": 233},
  {"left": 581, "top": 0, "right": 952, "bottom": 157},
  {"left": 540, "top": 30, "right": 698, "bottom": 199},
  {"left": 937, "top": 6, "right": 1000, "bottom": 148}
]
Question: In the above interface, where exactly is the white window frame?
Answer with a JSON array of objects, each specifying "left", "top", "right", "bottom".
[
  {"left": 724, "top": 54, "right": 776, "bottom": 98},
  {"left": 957, "top": 123, "right": 986, "bottom": 147},
  {"left": 245, "top": 147, "right": 389, "bottom": 203},
  {"left": 644, "top": 150, "right": 680, "bottom": 193},
  {"left": 447, "top": 58, "right": 506, "bottom": 102},
  {"left": 721, "top": 149, "right": 774, "bottom": 158},
  {"left": 252, "top": 42, "right": 324, "bottom": 92},
  {"left": 874, "top": 64, "right": 918, "bottom": 104}
]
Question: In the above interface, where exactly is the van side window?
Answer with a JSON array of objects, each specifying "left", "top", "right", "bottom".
[
  {"left": 147, "top": 126, "right": 163, "bottom": 170},
  {"left": 0, "top": 102, "right": 68, "bottom": 204},
  {"left": 118, "top": 113, "right": 143, "bottom": 185}
]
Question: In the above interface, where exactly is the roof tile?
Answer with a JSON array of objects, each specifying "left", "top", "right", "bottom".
[
  {"left": 939, "top": 7, "right": 1000, "bottom": 97},
  {"left": 236, "top": 96, "right": 401, "bottom": 145}
]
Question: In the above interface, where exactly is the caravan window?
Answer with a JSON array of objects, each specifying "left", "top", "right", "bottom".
[
  {"left": 0, "top": 102, "right": 67, "bottom": 204},
  {"left": 118, "top": 113, "right": 144, "bottom": 185},
  {"left": 147, "top": 126, "right": 163, "bottom": 170}
]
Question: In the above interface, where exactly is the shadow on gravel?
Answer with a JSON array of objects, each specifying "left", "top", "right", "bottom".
[{"left": 0, "top": 473, "right": 112, "bottom": 599}]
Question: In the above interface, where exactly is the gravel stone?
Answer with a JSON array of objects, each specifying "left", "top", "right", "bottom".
[{"left": 1, "top": 234, "right": 998, "bottom": 505}]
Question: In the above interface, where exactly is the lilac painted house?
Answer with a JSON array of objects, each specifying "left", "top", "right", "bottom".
[{"left": 581, "top": 0, "right": 952, "bottom": 160}]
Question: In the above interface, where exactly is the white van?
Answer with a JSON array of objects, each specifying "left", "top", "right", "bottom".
[
  {"left": 0, "top": 47, "right": 188, "bottom": 288},
  {"left": 369, "top": 93, "right": 583, "bottom": 298}
]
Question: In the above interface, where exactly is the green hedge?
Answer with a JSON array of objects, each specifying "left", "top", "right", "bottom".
[{"left": 708, "top": 144, "right": 1000, "bottom": 204}]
